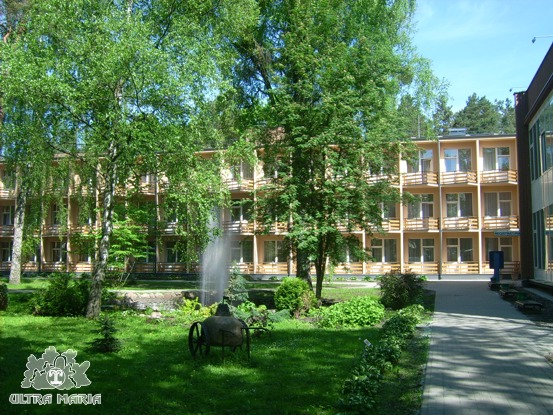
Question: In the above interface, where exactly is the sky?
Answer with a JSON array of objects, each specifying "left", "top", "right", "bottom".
[{"left": 413, "top": 0, "right": 553, "bottom": 112}]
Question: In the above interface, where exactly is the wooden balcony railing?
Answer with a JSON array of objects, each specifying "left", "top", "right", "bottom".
[
  {"left": 365, "top": 262, "right": 401, "bottom": 275},
  {"left": 480, "top": 169, "right": 517, "bottom": 184},
  {"left": 334, "top": 262, "right": 364, "bottom": 274},
  {"left": 68, "top": 262, "right": 93, "bottom": 273},
  {"left": 366, "top": 173, "right": 400, "bottom": 185},
  {"left": 0, "top": 225, "right": 14, "bottom": 236},
  {"left": 256, "top": 262, "right": 288, "bottom": 274},
  {"left": 481, "top": 261, "right": 520, "bottom": 276},
  {"left": 42, "top": 262, "right": 68, "bottom": 272},
  {"left": 225, "top": 178, "right": 254, "bottom": 191},
  {"left": 369, "top": 219, "right": 401, "bottom": 232},
  {"left": 405, "top": 262, "right": 439, "bottom": 274},
  {"left": 402, "top": 171, "right": 438, "bottom": 186},
  {"left": 223, "top": 221, "right": 255, "bottom": 234},
  {"left": 442, "top": 261, "right": 479, "bottom": 274},
  {"left": 42, "top": 225, "right": 67, "bottom": 236},
  {"left": 442, "top": 217, "right": 479, "bottom": 230},
  {"left": 440, "top": 171, "right": 477, "bottom": 185},
  {"left": 0, "top": 189, "right": 15, "bottom": 198},
  {"left": 481, "top": 215, "right": 519, "bottom": 230},
  {"left": 404, "top": 217, "right": 439, "bottom": 230}
]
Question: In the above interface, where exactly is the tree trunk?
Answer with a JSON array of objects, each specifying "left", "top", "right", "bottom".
[
  {"left": 295, "top": 246, "right": 313, "bottom": 290},
  {"left": 9, "top": 176, "right": 26, "bottom": 285},
  {"left": 86, "top": 153, "right": 116, "bottom": 318}
]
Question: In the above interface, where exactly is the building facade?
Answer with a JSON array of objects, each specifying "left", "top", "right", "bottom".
[
  {"left": 0, "top": 134, "right": 521, "bottom": 278},
  {"left": 515, "top": 43, "right": 553, "bottom": 283}
]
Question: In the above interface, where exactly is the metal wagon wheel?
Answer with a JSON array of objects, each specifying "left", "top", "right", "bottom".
[
  {"left": 189, "top": 322, "right": 210, "bottom": 357},
  {"left": 237, "top": 319, "right": 251, "bottom": 359}
]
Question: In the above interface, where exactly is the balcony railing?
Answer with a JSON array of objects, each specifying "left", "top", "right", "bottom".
[
  {"left": 225, "top": 178, "right": 254, "bottom": 191},
  {"left": 481, "top": 215, "right": 519, "bottom": 230},
  {"left": 480, "top": 169, "right": 517, "bottom": 184},
  {"left": 0, "top": 225, "right": 14, "bottom": 236},
  {"left": 405, "top": 262, "right": 439, "bottom": 274},
  {"left": 402, "top": 171, "right": 438, "bottom": 186},
  {"left": 442, "top": 217, "right": 479, "bottom": 230},
  {"left": 223, "top": 221, "right": 255, "bottom": 234},
  {"left": 442, "top": 261, "right": 479, "bottom": 274},
  {"left": 481, "top": 261, "right": 520, "bottom": 276},
  {"left": 68, "top": 262, "right": 93, "bottom": 273},
  {"left": 42, "top": 225, "right": 67, "bottom": 236},
  {"left": 365, "top": 262, "right": 401, "bottom": 275},
  {"left": 404, "top": 217, "right": 439, "bottom": 230},
  {"left": 369, "top": 219, "right": 401, "bottom": 232},
  {"left": 366, "top": 173, "right": 400, "bottom": 185},
  {"left": 0, "top": 189, "right": 15, "bottom": 198},
  {"left": 440, "top": 171, "right": 477, "bottom": 185},
  {"left": 256, "top": 262, "right": 288, "bottom": 274},
  {"left": 334, "top": 262, "right": 364, "bottom": 274}
]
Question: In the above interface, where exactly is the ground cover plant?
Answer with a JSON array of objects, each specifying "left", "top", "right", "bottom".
[{"left": 0, "top": 278, "right": 431, "bottom": 415}]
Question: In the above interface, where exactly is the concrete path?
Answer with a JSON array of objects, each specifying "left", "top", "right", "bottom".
[{"left": 421, "top": 281, "right": 553, "bottom": 415}]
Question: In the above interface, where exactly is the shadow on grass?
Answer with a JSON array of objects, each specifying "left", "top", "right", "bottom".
[{"left": 1, "top": 309, "right": 379, "bottom": 415}]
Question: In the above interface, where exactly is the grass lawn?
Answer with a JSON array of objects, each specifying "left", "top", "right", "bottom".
[{"left": 0, "top": 294, "right": 380, "bottom": 415}]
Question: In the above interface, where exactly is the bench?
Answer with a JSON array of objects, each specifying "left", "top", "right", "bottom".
[{"left": 515, "top": 300, "right": 544, "bottom": 312}]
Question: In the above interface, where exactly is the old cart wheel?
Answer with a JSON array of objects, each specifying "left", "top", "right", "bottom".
[
  {"left": 238, "top": 319, "right": 251, "bottom": 359},
  {"left": 189, "top": 322, "right": 210, "bottom": 357}
]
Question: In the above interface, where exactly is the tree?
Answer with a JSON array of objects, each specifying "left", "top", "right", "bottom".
[
  {"left": 432, "top": 94, "right": 454, "bottom": 136},
  {"left": 232, "top": 0, "right": 438, "bottom": 298},
  {"left": 495, "top": 98, "right": 516, "bottom": 134},
  {"left": 453, "top": 93, "right": 500, "bottom": 134},
  {"left": 0, "top": 0, "right": 253, "bottom": 316}
]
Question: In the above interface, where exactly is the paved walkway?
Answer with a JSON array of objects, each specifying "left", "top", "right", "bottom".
[{"left": 421, "top": 281, "right": 553, "bottom": 415}]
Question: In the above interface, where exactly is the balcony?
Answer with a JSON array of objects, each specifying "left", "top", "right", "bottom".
[
  {"left": 481, "top": 215, "right": 519, "bottom": 230},
  {"left": 334, "top": 262, "right": 363, "bottom": 274},
  {"left": 405, "top": 262, "right": 439, "bottom": 274},
  {"left": 0, "top": 224, "right": 14, "bottom": 236},
  {"left": 68, "top": 262, "right": 93, "bottom": 273},
  {"left": 42, "top": 225, "right": 67, "bottom": 236},
  {"left": 480, "top": 169, "right": 517, "bottom": 184},
  {"left": 442, "top": 261, "right": 479, "bottom": 274},
  {"left": 402, "top": 171, "right": 438, "bottom": 186},
  {"left": 225, "top": 178, "right": 254, "bottom": 191},
  {"left": 440, "top": 171, "right": 477, "bottom": 185},
  {"left": 365, "top": 262, "right": 400, "bottom": 275},
  {"left": 404, "top": 217, "right": 439, "bottom": 231},
  {"left": 0, "top": 189, "right": 15, "bottom": 199},
  {"left": 256, "top": 262, "right": 288, "bottom": 274},
  {"left": 442, "top": 217, "right": 479, "bottom": 230},
  {"left": 223, "top": 221, "right": 255, "bottom": 234},
  {"left": 482, "top": 261, "right": 520, "bottom": 276},
  {"left": 366, "top": 173, "right": 400, "bottom": 185},
  {"left": 369, "top": 219, "right": 401, "bottom": 232}
]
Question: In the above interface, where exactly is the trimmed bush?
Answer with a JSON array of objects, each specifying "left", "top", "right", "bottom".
[
  {"left": 378, "top": 272, "right": 426, "bottom": 310},
  {"left": 0, "top": 282, "right": 8, "bottom": 310},
  {"left": 31, "top": 273, "right": 90, "bottom": 316},
  {"left": 274, "top": 277, "right": 316, "bottom": 317},
  {"left": 316, "top": 296, "right": 385, "bottom": 328}
]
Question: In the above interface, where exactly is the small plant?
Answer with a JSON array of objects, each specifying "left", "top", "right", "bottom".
[
  {"left": 232, "top": 300, "right": 290, "bottom": 329},
  {"left": 89, "top": 314, "right": 121, "bottom": 353},
  {"left": 378, "top": 272, "right": 425, "bottom": 310},
  {"left": 316, "top": 296, "right": 385, "bottom": 328},
  {"left": 0, "top": 282, "right": 8, "bottom": 310},
  {"left": 274, "top": 277, "right": 317, "bottom": 318},
  {"left": 224, "top": 268, "right": 249, "bottom": 306},
  {"left": 177, "top": 298, "right": 212, "bottom": 324},
  {"left": 31, "top": 273, "right": 90, "bottom": 316}
]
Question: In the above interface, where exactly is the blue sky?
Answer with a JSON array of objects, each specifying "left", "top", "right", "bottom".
[{"left": 413, "top": 0, "right": 553, "bottom": 112}]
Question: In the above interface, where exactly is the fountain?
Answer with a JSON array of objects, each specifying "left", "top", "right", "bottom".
[{"left": 200, "top": 211, "right": 231, "bottom": 305}]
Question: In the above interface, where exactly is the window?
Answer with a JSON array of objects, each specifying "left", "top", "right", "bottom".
[
  {"left": 51, "top": 241, "right": 67, "bottom": 262},
  {"left": 444, "top": 149, "right": 471, "bottom": 172},
  {"left": 446, "top": 238, "right": 473, "bottom": 262},
  {"left": 230, "top": 200, "right": 252, "bottom": 222},
  {"left": 2, "top": 170, "right": 14, "bottom": 189},
  {"left": 138, "top": 241, "right": 156, "bottom": 263},
  {"left": 2, "top": 206, "right": 14, "bottom": 225},
  {"left": 231, "top": 239, "right": 253, "bottom": 263},
  {"left": 231, "top": 161, "right": 253, "bottom": 180},
  {"left": 446, "top": 193, "right": 473, "bottom": 217},
  {"left": 51, "top": 204, "right": 61, "bottom": 225},
  {"left": 408, "top": 194, "right": 434, "bottom": 218},
  {"left": 483, "top": 147, "right": 510, "bottom": 171},
  {"left": 371, "top": 239, "right": 397, "bottom": 262},
  {"left": 264, "top": 240, "right": 286, "bottom": 263},
  {"left": 542, "top": 130, "right": 553, "bottom": 172},
  {"left": 484, "top": 192, "right": 511, "bottom": 217},
  {"left": 485, "top": 237, "right": 513, "bottom": 262},
  {"left": 166, "top": 241, "right": 181, "bottom": 263},
  {"left": 408, "top": 239, "right": 434, "bottom": 262},
  {"left": 1, "top": 241, "right": 12, "bottom": 261},
  {"left": 380, "top": 202, "right": 397, "bottom": 219},
  {"left": 407, "top": 149, "right": 432, "bottom": 173}
]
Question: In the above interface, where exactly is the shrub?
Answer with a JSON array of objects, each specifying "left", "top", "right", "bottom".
[
  {"left": 0, "top": 282, "right": 8, "bottom": 310},
  {"left": 233, "top": 300, "right": 291, "bottom": 329},
  {"left": 176, "top": 297, "right": 212, "bottom": 324},
  {"left": 316, "top": 296, "right": 385, "bottom": 328},
  {"left": 378, "top": 272, "right": 425, "bottom": 310},
  {"left": 31, "top": 273, "right": 90, "bottom": 317},
  {"left": 89, "top": 314, "right": 121, "bottom": 353},
  {"left": 274, "top": 277, "right": 316, "bottom": 317},
  {"left": 224, "top": 268, "right": 249, "bottom": 306}
]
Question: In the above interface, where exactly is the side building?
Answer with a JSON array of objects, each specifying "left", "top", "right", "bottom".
[
  {"left": 515, "top": 42, "right": 553, "bottom": 284},
  {"left": 0, "top": 133, "right": 520, "bottom": 279}
]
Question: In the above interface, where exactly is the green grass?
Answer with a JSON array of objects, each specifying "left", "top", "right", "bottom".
[
  {"left": 1, "top": 294, "right": 379, "bottom": 415},
  {"left": 1, "top": 277, "right": 50, "bottom": 290}
]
